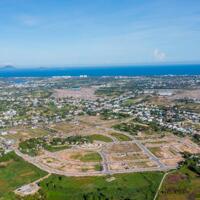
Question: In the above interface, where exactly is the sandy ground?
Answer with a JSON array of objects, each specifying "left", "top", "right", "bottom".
[{"left": 54, "top": 87, "right": 97, "bottom": 100}]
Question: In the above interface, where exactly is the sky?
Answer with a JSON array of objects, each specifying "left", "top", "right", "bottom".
[{"left": 0, "top": 0, "right": 200, "bottom": 67}]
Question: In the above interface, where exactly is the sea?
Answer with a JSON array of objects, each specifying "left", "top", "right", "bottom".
[{"left": 1, "top": 64, "right": 200, "bottom": 77}]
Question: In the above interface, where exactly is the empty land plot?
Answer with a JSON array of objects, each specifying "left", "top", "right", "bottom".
[
  {"left": 37, "top": 150, "right": 102, "bottom": 174},
  {"left": 148, "top": 145, "right": 183, "bottom": 167},
  {"left": 44, "top": 160, "right": 100, "bottom": 173},
  {"left": 142, "top": 139, "right": 169, "bottom": 145},
  {"left": 3, "top": 128, "right": 49, "bottom": 140},
  {"left": 51, "top": 122, "right": 85, "bottom": 135},
  {"left": 59, "top": 163, "right": 101, "bottom": 173},
  {"left": 149, "top": 146, "right": 180, "bottom": 158},
  {"left": 109, "top": 160, "right": 157, "bottom": 171},
  {"left": 145, "top": 136, "right": 200, "bottom": 160},
  {"left": 104, "top": 142, "right": 157, "bottom": 172},
  {"left": 106, "top": 143, "right": 142, "bottom": 153},
  {"left": 161, "top": 158, "right": 182, "bottom": 167},
  {"left": 148, "top": 147, "right": 163, "bottom": 158},
  {"left": 174, "top": 139, "right": 200, "bottom": 154},
  {"left": 169, "top": 89, "right": 200, "bottom": 100},
  {"left": 51, "top": 149, "right": 102, "bottom": 163},
  {"left": 79, "top": 115, "right": 120, "bottom": 128},
  {"left": 129, "top": 160, "right": 158, "bottom": 168},
  {"left": 70, "top": 151, "right": 102, "bottom": 162},
  {"left": 110, "top": 132, "right": 132, "bottom": 141},
  {"left": 41, "top": 157, "right": 65, "bottom": 169},
  {"left": 135, "top": 134, "right": 166, "bottom": 141},
  {"left": 107, "top": 152, "right": 149, "bottom": 162},
  {"left": 54, "top": 88, "right": 97, "bottom": 100}
]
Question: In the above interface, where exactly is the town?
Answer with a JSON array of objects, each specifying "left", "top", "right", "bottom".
[{"left": 1, "top": 75, "right": 200, "bottom": 200}]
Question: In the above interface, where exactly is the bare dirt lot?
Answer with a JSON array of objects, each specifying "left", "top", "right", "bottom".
[
  {"left": 107, "top": 152, "right": 149, "bottom": 162},
  {"left": 109, "top": 160, "right": 157, "bottom": 171},
  {"left": 54, "top": 87, "right": 97, "bottom": 100},
  {"left": 169, "top": 89, "right": 200, "bottom": 100},
  {"left": 106, "top": 143, "right": 142, "bottom": 153},
  {"left": 104, "top": 142, "right": 159, "bottom": 172},
  {"left": 144, "top": 135, "right": 200, "bottom": 167},
  {"left": 14, "top": 115, "right": 200, "bottom": 176},
  {"left": 50, "top": 116, "right": 121, "bottom": 137},
  {"left": 36, "top": 149, "right": 102, "bottom": 174}
]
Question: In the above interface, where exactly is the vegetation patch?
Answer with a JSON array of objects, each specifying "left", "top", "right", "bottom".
[
  {"left": 94, "top": 164, "right": 103, "bottom": 171},
  {"left": 112, "top": 122, "right": 148, "bottom": 135},
  {"left": 0, "top": 152, "right": 47, "bottom": 200},
  {"left": 19, "top": 136, "right": 92, "bottom": 156},
  {"left": 80, "top": 152, "right": 102, "bottom": 162},
  {"left": 88, "top": 134, "right": 113, "bottom": 142},
  {"left": 149, "top": 147, "right": 162, "bottom": 157},
  {"left": 36, "top": 172, "right": 164, "bottom": 200},
  {"left": 158, "top": 153, "right": 200, "bottom": 200},
  {"left": 70, "top": 152, "right": 102, "bottom": 162},
  {"left": 110, "top": 132, "right": 132, "bottom": 141}
]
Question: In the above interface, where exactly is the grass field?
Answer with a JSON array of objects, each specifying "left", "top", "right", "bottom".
[
  {"left": 0, "top": 152, "right": 47, "bottom": 200},
  {"left": 158, "top": 166, "right": 200, "bottom": 200},
  {"left": 88, "top": 134, "right": 113, "bottom": 142},
  {"left": 71, "top": 152, "right": 102, "bottom": 162},
  {"left": 44, "top": 144, "right": 70, "bottom": 152},
  {"left": 110, "top": 132, "right": 132, "bottom": 141},
  {"left": 80, "top": 152, "right": 102, "bottom": 162},
  {"left": 37, "top": 172, "right": 163, "bottom": 200},
  {"left": 149, "top": 147, "right": 161, "bottom": 157}
]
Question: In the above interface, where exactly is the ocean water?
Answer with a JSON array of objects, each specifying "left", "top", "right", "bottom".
[{"left": 0, "top": 64, "right": 200, "bottom": 77}]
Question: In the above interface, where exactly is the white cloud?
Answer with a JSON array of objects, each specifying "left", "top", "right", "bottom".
[{"left": 154, "top": 49, "right": 166, "bottom": 61}]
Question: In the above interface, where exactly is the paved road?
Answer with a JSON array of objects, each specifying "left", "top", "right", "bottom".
[
  {"left": 100, "top": 127, "right": 168, "bottom": 169},
  {"left": 14, "top": 146, "right": 175, "bottom": 177},
  {"left": 13, "top": 124, "right": 177, "bottom": 177}
]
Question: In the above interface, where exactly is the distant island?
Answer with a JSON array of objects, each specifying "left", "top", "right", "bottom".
[{"left": 0, "top": 65, "right": 16, "bottom": 70}]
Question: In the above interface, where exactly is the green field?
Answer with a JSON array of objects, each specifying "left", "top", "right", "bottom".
[
  {"left": 71, "top": 152, "right": 102, "bottom": 162},
  {"left": 0, "top": 152, "right": 47, "bottom": 200},
  {"left": 112, "top": 122, "right": 149, "bottom": 136},
  {"left": 35, "top": 172, "right": 163, "bottom": 200},
  {"left": 88, "top": 134, "right": 113, "bottom": 142},
  {"left": 44, "top": 144, "right": 70, "bottom": 152},
  {"left": 158, "top": 167, "right": 200, "bottom": 200},
  {"left": 111, "top": 132, "right": 132, "bottom": 141},
  {"left": 80, "top": 152, "right": 102, "bottom": 162}
]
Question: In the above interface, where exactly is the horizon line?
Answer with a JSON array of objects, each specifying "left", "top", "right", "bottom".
[{"left": 1, "top": 62, "right": 200, "bottom": 69}]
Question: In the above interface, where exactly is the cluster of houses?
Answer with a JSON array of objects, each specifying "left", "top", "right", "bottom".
[
  {"left": 131, "top": 103, "right": 200, "bottom": 135},
  {"left": 0, "top": 137, "right": 14, "bottom": 156},
  {"left": 1, "top": 76, "right": 200, "bottom": 141}
]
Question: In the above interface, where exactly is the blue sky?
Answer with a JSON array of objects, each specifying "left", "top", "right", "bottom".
[{"left": 0, "top": 0, "right": 200, "bottom": 67}]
